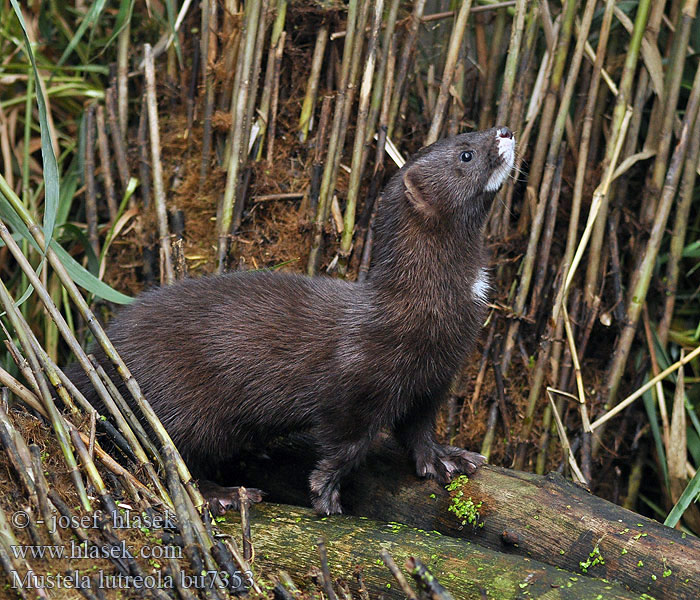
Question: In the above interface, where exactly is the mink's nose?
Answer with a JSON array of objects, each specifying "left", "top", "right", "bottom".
[{"left": 497, "top": 126, "right": 513, "bottom": 139}]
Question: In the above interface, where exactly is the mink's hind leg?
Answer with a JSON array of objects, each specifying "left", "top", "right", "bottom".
[
  {"left": 309, "top": 436, "right": 372, "bottom": 515},
  {"left": 188, "top": 450, "right": 264, "bottom": 516},
  {"left": 394, "top": 404, "right": 486, "bottom": 485},
  {"left": 197, "top": 480, "right": 264, "bottom": 516}
]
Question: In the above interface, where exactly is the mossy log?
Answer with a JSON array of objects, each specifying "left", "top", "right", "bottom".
[
  {"left": 221, "top": 503, "right": 644, "bottom": 600},
  {"left": 222, "top": 436, "right": 700, "bottom": 599}
]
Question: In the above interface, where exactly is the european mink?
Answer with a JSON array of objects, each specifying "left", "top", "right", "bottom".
[{"left": 70, "top": 126, "right": 515, "bottom": 515}]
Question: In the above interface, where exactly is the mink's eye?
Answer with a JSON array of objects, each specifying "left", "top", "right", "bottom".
[{"left": 460, "top": 150, "right": 473, "bottom": 162}]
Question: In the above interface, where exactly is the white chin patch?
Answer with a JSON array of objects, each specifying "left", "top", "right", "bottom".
[
  {"left": 472, "top": 267, "right": 490, "bottom": 304},
  {"left": 484, "top": 134, "right": 515, "bottom": 192}
]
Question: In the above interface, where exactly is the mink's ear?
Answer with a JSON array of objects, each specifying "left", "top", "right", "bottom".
[{"left": 403, "top": 166, "right": 437, "bottom": 219}]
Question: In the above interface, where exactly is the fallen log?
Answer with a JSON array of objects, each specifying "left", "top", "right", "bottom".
[
  {"left": 222, "top": 435, "right": 700, "bottom": 599},
  {"left": 221, "top": 503, "right": 644, "bottom": 600}
]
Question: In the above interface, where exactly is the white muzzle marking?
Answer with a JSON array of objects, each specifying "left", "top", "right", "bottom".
[{"left": 484, "top": 133, "right": 515, "bottom": 192}]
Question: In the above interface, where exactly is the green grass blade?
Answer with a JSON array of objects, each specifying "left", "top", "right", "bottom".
[
  {"left": 664, "top": 468, "right": 700, "bottom": 528},
  {"left": 0, "top": 192, "right": 40, "bottom": 254},
  {"left": 11, "top": 0, "right": 59, "bottom": 251},
  {"left": 643, "top": 383, "right": 669, "bottom": 490},
  {"left": 101, "top": 0, "right": 135, "bottom": 51},
  {"left": 59, "top": 223, "right": 100, "bottom": 276},
  {"left": 688, "top": 428, "right": 700, "bottom": 466},
  {"left": 56, "top": 0, "right": 108, "bottom": 67},
  {"left": 0, "top": 179, "right": 131, "bottom": 305},
  {"left": 49, "top": 240, "right": 132, "bottom": 304}
]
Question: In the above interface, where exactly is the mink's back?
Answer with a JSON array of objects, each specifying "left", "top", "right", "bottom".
[{"left": 70, "top": 271, "right": 394, "bottom": 469}]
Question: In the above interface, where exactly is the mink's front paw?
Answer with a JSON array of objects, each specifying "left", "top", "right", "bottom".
[
  {"left": 415, "top": 444, "right": 486, "bottom": 485},
  {"left": 309, "top": 469, "right": 343, "bottom": 516},
  {"left": 436, "top": 445, "right": 486, "bottom": 478}
]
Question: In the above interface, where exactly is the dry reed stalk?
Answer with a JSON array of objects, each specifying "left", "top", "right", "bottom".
[
  {"left": 116, "top": 16, "right": 130, "bottom": 140},
  {"left": 658, "top": 99, "right": 700, "bottom": 345},
  {"left": 338, "top": 0, "right": 383, "bottom": 276},
  {"left": 0, "top": 219, "right": 169, "bottom": 499},
  {"left": 492, "top": 0, "right": 539, "bottom": 237},
  {"left": 387, "top": 0, "right": 427, "bottom": 139},
  {"left": 28, "top": 444, "right": 62, "bottom": 545},
  {"left": 84, "top": 103, "right": 99, "bottom": 254},
  {"left": 326, "top": 0, "right": 372, "bottom": 225},
  {"left": 299, "top": 24, "right": 329, "bottom": 143},
  {"left": 199, "top": 0, "right": 218, "bottom": 183},
  {"left": 425, "top": 0, "right": 472, "bottom": 145},
  {"left": 526, "top": 0, "right": 577, "bottom": 198},
  {"left": 565, "top": 0, "right": 614, "bottom": 298},
  {"left": 473, "top": 11, "right": 488, "bottom": 118},
  {"left": 0, "top": 502, "right": 42, "bottom": 600},
  {"left": 307, "top": 0, "right": 360, "bottom": 275},
  {"left": 0, "top": 403, "right": 40, "bottom": 511},
  {"left": 478, "top": 6, "right": 506, "bottom": 130},
  {"left": 479, "top": 333, "right": 501, "bottom": 461},
  {"left": 256, "top": 0, "right": 288, "bottom": 158},
  {"left": 599, "top": 62, "right": 700, "bottom": 444},
  {"left": 105, "top": 86, "right": 130, "bottom": 191},
  {"left": 427, "top": 63, "right": 436, "bottom": 119},
  {"left": 638, "top": 0, "right": 698, "bottom": 231},
  {"left": 137, "top": 95, "right": 151, "bottom": 208},
  {"left": 308, "top": 94, "right": 333, "bottom": 218},
  {"left": 317, "top": 538, "right": 339, "bottom": 600},
  {"left": 365, "top": 0, "right": 400, "bottom": 149},
  {"left": 613, "top": 0, "right": 659, "bottom": 212},
  {"left": 495, "top": 0, "right": 527, "bottom": 125},
  {"left": 633, "top": 0, "right": 679, "bottom": 163},
  {"left": 218, "top": 0, "right": 263, "bottom": 272},
  {"left": 265, "top": 31, "right": 286, "bottom": 165},
  {"left": 546, "top": 388, "right": 585, "bottom": 483},
  {"left": 218, "top": 0, "right": 241, "bottom": 111},
  {"left": 240, "top": 487, "right": 253, "bottom": 561},
  {"left": 513, "top": 147, "right": 565, "bottom": 470},
  {"left": 381, "top": 550, "right": 418, "bottom": 600},
  {"left": 351, "top": 36, "right": 394, "bottom": 272},
  {"left": 528, "top": 138, "right": 567, "bottom": 317},
  {"left": 562, "top": 303, "right": 591, "bottom": 438},
  {"left": 27, "top": 334, "right": 79, "bottom": 415},
  {"left": 93, "top": 360, "right": 163, "bottom": 468},
  {"left": 162, "top": 448, "right": 224, "bottom": 600},
  {"left": 0, "top": 276, "right": 92, "bottom": 512},
  {"left": 668, "top": 355, "right": 688, "bottom": 503},
  {"left": 536, "top": 290, "right": 581, "bottom": 474},
  {"left": 642, "top": 307, "right": 671, "bottom": 451},
  {"left": 144, "top": 43, "right": 175, "bottom": 285},
  {"left": 583, "top": 0, "right": 652, "bottom": 310},
  {"left": 241, "top": 0, "right": 269, "bottom": 163},
  {"left": 357, "top": 204, "right": 376, "bottom": 282},
  {"left": 2, "top": 333, "right": 40, "bottom": 399},
  {"left": 592, "top": 344, "right": 700, "bottom": 433},
  {"left": 560, "top": 106, "right": 633, "bottom": 316},
  {"left": 446, "top": 62, "right": 463, "bottom": 136},
  {"left": 0, "top": 185, "right": 203, "bottom": 521},
  {"left": 231, "top": 0, "right": 271, "bottom": 232},
  {"left": 95, "top": 105, "right": 118, "bottom": 221},
  {"left": 507, "top": 0, "right": 600, "bottom": 407},
  {"left": 0, "top": 365, "right": 44, "bottom": 415},
  {"left": 0, "top": 106, "right": 13, "bottom": 191}
]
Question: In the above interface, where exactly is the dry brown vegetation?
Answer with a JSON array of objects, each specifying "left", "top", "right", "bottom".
[{"left": 0, "top": 0, "right": 699, "bottom": 597}]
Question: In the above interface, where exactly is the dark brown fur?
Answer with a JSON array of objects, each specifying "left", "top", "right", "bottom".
[{"left": 68, "top": 127, "right": 513, "bottom": 514}]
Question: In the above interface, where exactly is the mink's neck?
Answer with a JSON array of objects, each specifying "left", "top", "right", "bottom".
[{"left": 364, "top": 193, "right": 488, "bottom": 347}]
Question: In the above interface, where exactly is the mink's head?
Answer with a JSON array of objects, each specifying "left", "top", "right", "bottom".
[{"left": 399, "top": 127, "right": 515, "bottom": 226}]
